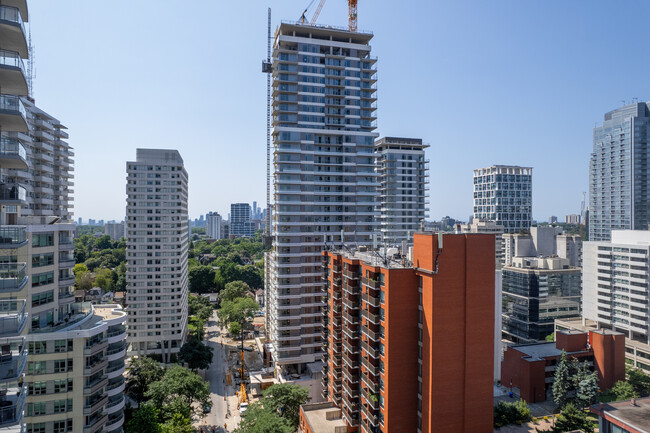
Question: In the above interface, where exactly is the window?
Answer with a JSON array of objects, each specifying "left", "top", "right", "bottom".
[
  {"left": 28, "top": 341, "right": 46, "bottom": 355},
  {"left": 53, "top": 420, "right": 72, "bottom": 433},
  {"left": 32, "top": 233, "right": 54, "bottom": 247},
  {"left": 32, "top": 253, "right": 54, "bottom": 268},
  {"left": 54, "top": 379, "right": 72, "bottom": 393},
  {"left": 53, "top": 399, "right": 72, "bottom": 413},
  {"left": 32, "top": 273, "right": 54, "bottom": 288},
  {"left": 27, "top": 361, "right": 46, "bottom": 375},
  {"left": 28, "top": 381, "right": 47, "bottom": 396},
  {"left": 32, "top": 290, "right": 54, "bottom": 306},
  {"left": 54, "top": 339, "right": 73, "bottom": 353},
  {"left": 27, "top": 423, "right": 46, "bottom": 433},
  {"left": 27, "top": 402, "right": 46, "bottom": 416},
  {"left": 54, "top": 359, "right": 72, "bottom": 373}
]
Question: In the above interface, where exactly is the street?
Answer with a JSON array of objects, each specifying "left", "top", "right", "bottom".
[{"left": 194, "top": 311, "right": 240, "bottom": 433}]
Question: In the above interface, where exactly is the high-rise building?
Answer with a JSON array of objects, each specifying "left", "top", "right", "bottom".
[
  {"left": 230, "top": 203, "right": 254, "bottom": 237},
  {"left": 583, "top": 230, "right": 650, "bottom": 345},
  {"left": 206, "top": 211, "right": 222, "bottom": 240},
  {"left": 589, "top": 103, "right": 650, "bottom": 241},
  {"left": 125, "top": 149, "right": 189, "bottom": 362},
  {"left": 266, "top": 22, "right": 379, "bottom": 372},
  {"left": 375, "top": 137, "right": 429, "bottom": 246},
  {"left": 104, "top": 222, "right": 124, "bottom": 241},
  {"left": 473, "top": 165, "right": 532, "bottom": 234},
  {"left": 321, "top": 233, "right": 495, "bottom": 433},
  {"left": 565, "top": 214, "right": 580, "bottom": 224}
]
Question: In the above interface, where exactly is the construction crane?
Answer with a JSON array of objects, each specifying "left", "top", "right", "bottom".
[
  {"left": 310, "top": 0, "right": 327, "bottom": 25},
  {"left": 348, "top": 0, "right": 358, "bottom": 32},
  {"left": 298, "top": 0, "right": 327, "bottom": 25}
]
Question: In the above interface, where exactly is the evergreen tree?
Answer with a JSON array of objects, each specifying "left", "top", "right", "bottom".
[
  {"left": 553, "top": 350, "right": 571, "bottom": 408},
  {"left": 547, "top": 403, "right": 593, "bottom": 433},
  {"left": 576, "top": 371, "right": 599, "bottom": 407}
]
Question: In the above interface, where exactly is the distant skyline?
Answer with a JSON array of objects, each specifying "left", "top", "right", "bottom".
[{"left": 27, "top": 1, "right": 650, "bottom": 222}]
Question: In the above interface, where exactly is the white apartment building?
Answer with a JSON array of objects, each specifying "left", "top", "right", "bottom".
[
  {"left": 230, "top": 203, "right": 254, "bottom": 238},
  {"left": 266, "top": 22, "right": 379, "bottom": 372},
  {"left": 473, "top": 165, "right": 532, "bottom": 234},
  {"left": 375, "top": 137, "right": 428, "bottom": 246},
  {"left": 583, "top": 230, "right": 650, "bottom": 344},
  {"left": 125, "top": 149, "right": 189, "bottom": 362},
  {"left": 206, "top": 212, "right": 222, "bottom": 240},
  {"left": 104, "top": 222, "right": 124, "bottom": 241}
]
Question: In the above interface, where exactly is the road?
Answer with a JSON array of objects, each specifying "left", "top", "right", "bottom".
[{"left": 194, "top": 312, "right": 237, "bottom": 433}]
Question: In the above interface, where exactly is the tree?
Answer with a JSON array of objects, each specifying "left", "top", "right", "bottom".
[
  {"left": 611, "top": 380, "right": 639, "bottom": 401},
  {"left": 179, "top": 338, "right": 213, "bottom": 371},
  {"left": 493, "top": 399, "right": 531, "bottom": 428},
  {"left": 125, "top": 405, "right": 162, "bottom": 433},
  {"left": 188, "top": 265, "right": 216, "bottom": 293},
  {"left": 219, "top": 261, "right": 241, "bottom": 285},
  {"left": 126, "top": 356, "right": 165, "bottom": 404},
  {"left": 161, "top": 413, "right": 193, "bottom": 433},
  {"left": 77, "top": 272, "right": 94, "bottom": 291},
  {"left": 95, "top": 235, "right": 113, "bottom": 250},
  {"left": 94, "top": 268, "right": 113, "bottom": 291},
  {"left": 627, "top": 367, "right": 650, "bottom": 397},
  {"left": 221, "top": 281, "right": 250, "bottom": 303},
  {"left": 218, "top": 297, "right": 259, "bottom": 330},
  {"left": 261, "top": 383, "right": 309, "bottom": 428},
  {"left": 234, "top": 402, "right": 293, "bottom": 433},
  {"left": 576, "top": 372, "right": 599, "bottom": 407},
  {"left": 85, "top": 257, "right": 101, "bottom": 272},
  {"left": 145, "top": 365, "right": 210, "bottom": 418},
  {"left": 553, "top": 351, "right": 571, "bottom": 408},
  {"left": 545, "top": 333, "right": 555, "bottom": 342},
  {"left": 229, "top": 321, "right": 241, "bottom": 336},
  {"left": 239, "top": 264, "right": 263, "bottom": 289},
  {"left": 546, "top": 403, "right": 593, "bottom": 433}
]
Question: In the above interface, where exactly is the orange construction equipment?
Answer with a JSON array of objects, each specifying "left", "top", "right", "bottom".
[
  {"left": 348, "top": 0, "right": 358, "bottom": 32},
  {"left": 239, "top": 349, "right": 248, "bottom": 403}
]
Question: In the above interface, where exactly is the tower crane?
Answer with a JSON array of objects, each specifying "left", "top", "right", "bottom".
[
  {"left": 298, "top": 0, "right": 359, "bottom": 32},
  {"left": 348, "top": 0, "right": 358, "bottom": 32},
  {"left": 310, "top": 0, "right": 327, "bottom": 25}
]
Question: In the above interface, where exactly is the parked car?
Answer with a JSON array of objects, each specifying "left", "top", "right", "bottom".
[
  {"left": 202, "top": 403, "right": 211, "bottom": 414},
  {"left": 239, "top": 402, "right": 249, "bottom": 415}
]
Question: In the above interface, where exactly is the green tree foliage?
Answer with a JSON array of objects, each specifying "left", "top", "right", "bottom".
[
  {"left": 239, "top": 264, "right": 263, "bottom": 289},
  {"left": 77, "top": 272, "right": 94, "bottom": 291},
  {"left": 261, "top": 383, "right": 309, "bottom": 428},
  {"left": 493, "top": 399, "right": 532, "bottom": 428},
  {"left": 125, "top": 404, "right": 162, "bottom": 433},
  {"left": 218, "top": 297, "right": 259, "bottom": 330},
  {"left": 95, "top": 234, "right": 112, "bottom": 250},
  {"left": 576, "top": 372, "right": 599, "bottom": 407},
  {"left": 553, "top": 351, "right": 571, "bottom": 408},
  {"left": 611, "top": 380, "right": 639, "bottom": 400},
  {"left": 234, "top": 402, "right": 292, "bottom": 433},
  {"left": 188, "top": 265, "right": 216, "bottom": 294},
  {"left": 179, "top": 338, "right": 213, "bottom": 371},
  {"left": 545, "top": 403, "right": 593, "bottom": 433},
  {"left": 161, "top": 413, "right": 194, "bottom": 433},
  {"left": 545, "top": 333, "right": 555, "bottom": 342},
  {"left": 94, "top": 268, "right": 113, "bottom": 291},
  {"left": 125, "top": 356, "right": 165, "bottom": 404},
  {"left": 188, "top": 294, "right": 214, "bottom": 321},
  {"left": 145, "top": 365, "right": 210, "bottom": 419},
  {"left": 221, "top": 281, "right": 251, "bottom": 303},
  {"left": 229, "top": 321, "right": 241, "bottom": 336},
  {"left": 627, "top": 367, "right": 650, "bottom": 397}
]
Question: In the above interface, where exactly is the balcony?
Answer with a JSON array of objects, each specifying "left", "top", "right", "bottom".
[
  {"left": 0, "top": 183, "right": 25, "bottom": 204},
  {"left": 84, "top": 358, "right": 108, "bottom": 376},
  {"left": 0, "top": 382, "right": 25, "bottom": 428},
  {"left": 0, "top": 338, "right": 25, "bottom": 381},
  {"left": 0, "top": 300, "right": 26, "bottom": 337},
  {"left": 83, "top": 393, "right": 108, "bottom": 415},
  {"left": 83, "top": 374, "right": 108, "bottom": 396},
  {"left": 362, "top": 292, "right": 380, "bottom": 308},
  {"left": 0, "top": 6, "right": 27, "bottom": 57},
  {"left": 83, "top": 413, "right": 107, "bottom": 433},
  {"left": 0, "top": 263, "right": 26, "bottom": 293},
  {"left": 0, "top": 95, "right": 27, "bottom": 132},
  {"left": 0, "top": 227, "right": 26, "bottom": 249},
  {"left": 0, "top": 137, "right": 26, "bottom": 170}
]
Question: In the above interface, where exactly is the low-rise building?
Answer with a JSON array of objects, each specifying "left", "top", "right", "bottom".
[
  {"left": 501, "top": 329, "right": 625, "bottom": 403},
  {"left": 591, "top": 397, "right": 650, "bottom": 433},
  {"left": 299, "top": 402, "right": 347, "bottom": 433}
]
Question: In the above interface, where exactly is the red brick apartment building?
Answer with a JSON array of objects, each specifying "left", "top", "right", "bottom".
[
  {"left": 501, "top": 329, "right": 625, "bottom": 403},
  {"left": 313, "top": 233, "right": 495, "bottom": 433}
]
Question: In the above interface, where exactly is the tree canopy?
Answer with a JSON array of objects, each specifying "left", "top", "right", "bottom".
[
  {"left": 218, "top": 297, "right": 259, "bottom": 329},
  {"left": 261, "top": 383, "right": 309, "bottom": 428},
  {"left": 179, "top": 338, "right": 213, "bottom": 372},
  {"left": 188, "top": 265, "right": 216, "bottom": 293},
  {"left": 220, "top": 281, "right": 251, "bottom": 303},
  {"left": 145, "top": 365, "right": 210, "bottom": 419},
  {"left": 546, "top": 403, "right": 594, "bottom": 433},
  {"left": 125, "top": 356, "right": 165, "bottom": 404},
  {"left": 234, "top": 402, "right": 293, "bottom": 433}
]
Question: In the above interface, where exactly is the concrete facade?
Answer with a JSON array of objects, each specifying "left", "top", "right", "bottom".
[
  {"left": 206, "top": 211, "right": 222, "bottom": 240},
  {"left": 103, "top": 223, "right": 124, "bottom": 241},
  {"left": 125, "top": 149, "right": 189, "bottom": 362},
  {"left": 375, "top": 137, "right": 429, "bottom": 246},
  {"left": 267, "top": 22, "right": 379, "bottom": 371},
  {"left": 230, "top": 203, "right": 254, "bottom": 238}
]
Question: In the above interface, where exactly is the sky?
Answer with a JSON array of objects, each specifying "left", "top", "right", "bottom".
[{"left": 27, "top": 0, "right": 650, "bottom": 222}]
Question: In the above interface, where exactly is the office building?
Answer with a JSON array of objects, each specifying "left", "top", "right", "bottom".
[
  {"left": 230, "top": 203, "right": 254, "bottom": 237},
  {"left": 375, "top": 137, "right": 429, "bottom": 246},
  {"left": 565, "top": 214, "right": 580, "bottom": 224},
  {"left": 473, "top": 165, "right": 532, "bottom": 234},
  {"left": 549, "top": 216, "right": 557, "bottom": 224},
  {"left": 589, "top": 103, "right": 650, "bottom": 241},
  {"left": 125, "top": 149, "right": 189, "bottom": 362},
  {"left": 266, "top": 22, "right": 379, "bottom": 372},
  {"left": 206, "top": 211, "right": 222, "bottom": 240},
  {"left": 582, "top": 230, "right": 650, "bottom": 346},
  {"left": 321, "top": 233, "right": 495, "bottom": 433},
  {"left": 104, "top": 222, "right": 124, "bottom": 241},
  {"left": 502, "top": 329, "right": 624, "bottom": 403}
]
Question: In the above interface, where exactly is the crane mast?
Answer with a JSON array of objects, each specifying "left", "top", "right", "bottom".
[{"left": 348, "top": 0, "right": 358, "bottom": 32}]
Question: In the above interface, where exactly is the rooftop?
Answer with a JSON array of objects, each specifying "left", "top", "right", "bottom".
[
  {"left": 301, "top": 402, "right": 347, "bottom": 433},
  {"left": 325, "top": 248, "right": 412, "bottom": 269},
  {"left": 592, "top": 397, "right": 650, "bottom": 433}
]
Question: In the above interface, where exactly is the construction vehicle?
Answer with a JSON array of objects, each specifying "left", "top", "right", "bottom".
[{"left": 238, "top": 346, "right": 248, "bottom": 404}]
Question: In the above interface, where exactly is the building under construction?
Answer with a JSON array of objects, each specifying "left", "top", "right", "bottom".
[{"left": 264, "top": 19, "right": 379, "bottom": 374}]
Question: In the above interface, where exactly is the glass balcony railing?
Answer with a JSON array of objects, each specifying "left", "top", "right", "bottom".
[
  {"left": 0, "top": 138, "right": 26, "bottom": 161},
  {"left": 31, "top": 302, "right": 92, "bottom": 334},
  {"left": 0, "top": 184, "right": 25, "bottom": 202},
  {"left": 0, "top": 226, "right": 26, "bottom": 247},
  {"left": 0, "top": 6, "right": 25, "bottom": 35},
  {"left": 0, "top": 301, "right": 26, "bottom": 337},
  {"left": 0, "top": 263, "right": 26, "bottom": 292},
  {"left": 0, "top": 95, "right": 26, "bottom": 119},
  {"left": 0, "top": 336, "right": 26, "bottom": 380},
  {"left": 0, "top": 50, "right": 24, "bottom": 73},
  {"left": 0, "top": 382, "right": 25, "bottom": 427}
]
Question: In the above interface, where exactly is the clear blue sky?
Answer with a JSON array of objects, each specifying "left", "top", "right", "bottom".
[{"left": 28, "top": 0, "right": 650, "bottom": 222}]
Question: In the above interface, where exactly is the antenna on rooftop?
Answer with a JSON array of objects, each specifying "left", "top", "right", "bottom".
[{"left": 27, "top": 27, "right": 35, "bottom": 98}]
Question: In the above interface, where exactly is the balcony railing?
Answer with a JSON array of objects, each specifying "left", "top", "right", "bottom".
[
  {"left": 0, "top": 50, "right": 24, "bottom": 74},
  {"left": 0, "top": 138, "right": 25, "bottom": 162},
  {"left": 0, "top": 95, "right": 26, "bottom": 119},
  {"left": 0, "top": 300, "right": 26, "bottom": 337},
  {"left": 0, "top": 384, "right": 25, "bottom": 427},
  {"left": 0, "top": 227, "right": 26, "bottom": 247},
  {"left": 0, "top": 184, "right": 25, "bottom": 203},
  {"left": 0, "top": 263, "right": 26, "bottom": 292},
  {"left": 0, "top": 6, "right": 25, "bottom": 35}
]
